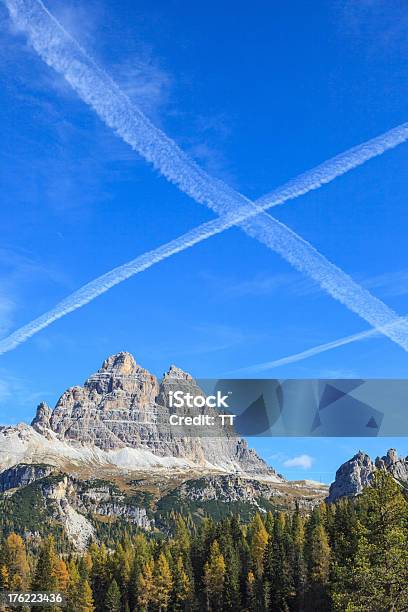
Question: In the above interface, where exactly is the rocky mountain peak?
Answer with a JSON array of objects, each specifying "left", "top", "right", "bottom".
[
  {"left": 385, "top": 448, "right": 398, "bottom": 465},
  {"left": 31, "top": 401, "right": 52, "bottom": 433},
  {"left": 4, "top": 351, "right": 279, "bottom": 480},
  {"left": 354, "top": 450, "right": 369, "bottom": 461},
  {"left": 163, "top": 365, "right": 193, "bottom": 381},
  {"left": 328, "top": 448, "right": 408, "bottom": 503},
  {"left": 327, "top": 451, "right": 374, "bottom": 503},
  {"left": 100, "top": 351, "right": 138, "bottom": 375},
  {"left": 78, "top": 352, "right": 159, "bottom": 405}
]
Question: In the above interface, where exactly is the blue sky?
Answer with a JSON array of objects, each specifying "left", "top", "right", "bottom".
[{"left": 1, "top": 0, "right": 408, "bottom": 482}]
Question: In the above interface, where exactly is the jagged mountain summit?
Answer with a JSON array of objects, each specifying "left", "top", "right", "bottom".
[
  {"left": 327, "top": 448, "right": 408, "bottom": 502},
  {"left": 0, "top": 352, "right": 280, "bottom": 481}
]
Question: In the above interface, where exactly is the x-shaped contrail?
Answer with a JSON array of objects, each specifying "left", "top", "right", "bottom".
[{"left": 2, "top": 0, "right": 408, "bottom": 368}]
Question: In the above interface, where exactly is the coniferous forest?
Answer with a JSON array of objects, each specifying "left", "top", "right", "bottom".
[{"left": 0, "top": 471, "right": 407, "bottom": 612}]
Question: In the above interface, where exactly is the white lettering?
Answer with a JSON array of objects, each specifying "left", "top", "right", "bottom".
[{"left": 168, "top": 390, "right": 230, "bottom": 409}]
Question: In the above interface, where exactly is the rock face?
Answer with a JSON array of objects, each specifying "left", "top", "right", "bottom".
[
  {"left": 327, "top": 448, "right": 408, "bottom": 503},
  {"left": 0, "top": 464, "right": 327, "bottom": 549},
  {"left": 0, "top": 464, "right": 153, "bottom": 549},
  {"left": 327, "top": 451, "right": 375, "bottom": 503},
  {"left": 31, "top": 402, "right": 52, "bottom": 433},
  {"left": 0, "top": 464, "right": 55, "bottom": 492},
  {"left": 4, "top": 352, "right": 279, "bottom": 480},
  {"left": 175, "top": 475, "right": 325, "bottom": 509},
  {"left": 375, "top": 448, "right": 408, "bottom": 482}
]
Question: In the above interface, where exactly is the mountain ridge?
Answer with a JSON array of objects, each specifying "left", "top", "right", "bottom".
[
  {"left": 328, "top": 447, "right": 408, "bottom": 502},
  {"left": 1, "top": 351, "right": 280, "bottom": 481}
]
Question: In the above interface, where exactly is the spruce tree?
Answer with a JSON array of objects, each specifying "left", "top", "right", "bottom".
[
  {"left": 105, "top": 579, "right": 121, "bottom": 612},
  {"left": 89, "top": 543, "right": 110, "bottom": 611},
  {"left": 203, "top": 540, "right": 225, "bottom": 611},
  {"left": 263, "top": 512, "right": 292, "bottom": 612},
  {"left": 76, "top": 577, "right": 95, "bottom": 612},
  {"left": 291, "top": 507, "right": 306, "bottom": 611},
  {"left": 172, "top": 556, "right": 193, "bottom": 611},
  {"left": 128, "top": 533, "right": 150, "bottom": 610},
  {"left": 66, "top": 559, "right": 81, "bottom": 612},
  {"left": 31, "top": 537, "right": 58, "bottom": 590},
  {"left": 306, "top": 522, "right": 331, "bottom": 611},
  {"left": 333, "top": 471, "right": 408, "bottom": 611},
  {"left": 31, "top": 537, "right": 60, "bottom": 612},
  {"left": 245, "top": 570, "right": 257, "bottom": 611}
]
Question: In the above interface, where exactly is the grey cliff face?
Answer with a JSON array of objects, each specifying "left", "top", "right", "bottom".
[
  {"left": 31, "top": 402, "right": 52, "bottom": 433},
  {"left": 29, "top": 352, "right": 277, "bottom": 477},
  {"left": 40, "top": 475, "right": 153, "bottom": 531},
  {"left": 375, "top": 448, "right": 408, "bottom": 483},
  {"left": 328, "top": 448, "right": 408, "bottom": 503},
  {"left": 0, "top": 464, "right": 55, "bottom": 492},
  {"left": 327, "top": 451, "right": 374, "bottom": 503}
]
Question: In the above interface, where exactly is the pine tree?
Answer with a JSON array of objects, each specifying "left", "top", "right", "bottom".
[
  {"left": 137, "top": 559, "right": 155, "bottom": 612},
  {"left": 203, "top": 540, "right": 225, "bottom": 611},
  {"left": 2, "top": 533, "right": 29, "bottom": 590},
  {"left": 173, "top": 515, "right": 191, "bottom": 565},
  {"left": 76, "top": 577, "right": 95, "bottom": 612},
  {"left": 0, "top": 565, "right": 10, "bottom": 590},
  {"left": 333, "top": 470, "right": 408, "bottom": 611},
  {"left": 53, "top": 558, "right": 69, "bottom": 592},
  {"left": 89, "top": 543, "right": 110, "bottom": 611},
  {"left": 306, "top": 522, "right": 331, "bottom": 611},
  {"left": 32, "top": 537, "right": 55, "bottom": 590},
  {"left": 128, "top": 533, "right": 150, "bottom": 610},
  {"left": 263, "top": 512, "right": 292, "bottom": 612},
  {"left": 249, "top": 514, "right": 268, "bottom": 577},
  {"left": 246, "top": 570, "right": 257, "bottom": 611},
  {"left": 105, "top": 579, "right": 121, "bottom": 612},
  {"left": 291, "top": 507, "right": 306, "bottom": 611},
  {"left": 153, "top": 551, "right": 173, "bottom": 611},
  {"left": 172, "top": 556, "right": 193, "bottom": 611}
]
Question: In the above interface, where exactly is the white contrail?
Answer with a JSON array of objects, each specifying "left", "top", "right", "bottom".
[
  {"left": 0, "top": 219, "right": 226, "bottom": 355},
  {"left": 6, "top": 0, "right": 408, "bottom": 218},
  {"left": 3, "top": 0, "right": 408, "bottom": 354},
  {"left": 0, "top": 210, "right": 401, "bottom": 358},
  {"left": 231, "top": 327, "right": 382, "bottom": 374}
]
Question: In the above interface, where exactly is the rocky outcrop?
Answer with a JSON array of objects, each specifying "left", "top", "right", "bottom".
[
  {"left": 328, "top": 448, "right": 408, "bottom": 503},
  {"left": 1, "top": 352, "right": 279, "bottom": 480},
  {"left": 0, "top": 463, "right": 327, "bottom": 549},
  {"left": 178, "top": 475, "right": 284, "bottom": 503},
  {"left": 0, "top": 467, "right": 154, "bottom": 549},
  {"left": 375, "top": 448, "right": 408, "bottom": 483},
  {"left": 31, "top": 402, "right": 52, "bottom": 433},
  {"left": 40, "top": 475, "right": 96, "bottom": 550},
  {"left": 0, "top": 463, "right": 55, "bottom": 492},
  {"left": 327, "top": 451, "right": 375, "bottom": 503},
  {"left": 169, "top": 473, "right": 327, "bottom": 513}
]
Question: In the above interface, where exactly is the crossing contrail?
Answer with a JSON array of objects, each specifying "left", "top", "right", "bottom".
[
  {"left": 230, "top": 327, "right": 382, "bottom": 374},
  {"left": 0, "top": 219, "right": 234, "bottom": 355},
  {"left": 3, "top": 0, "right": 408, "bottom": 355}
]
